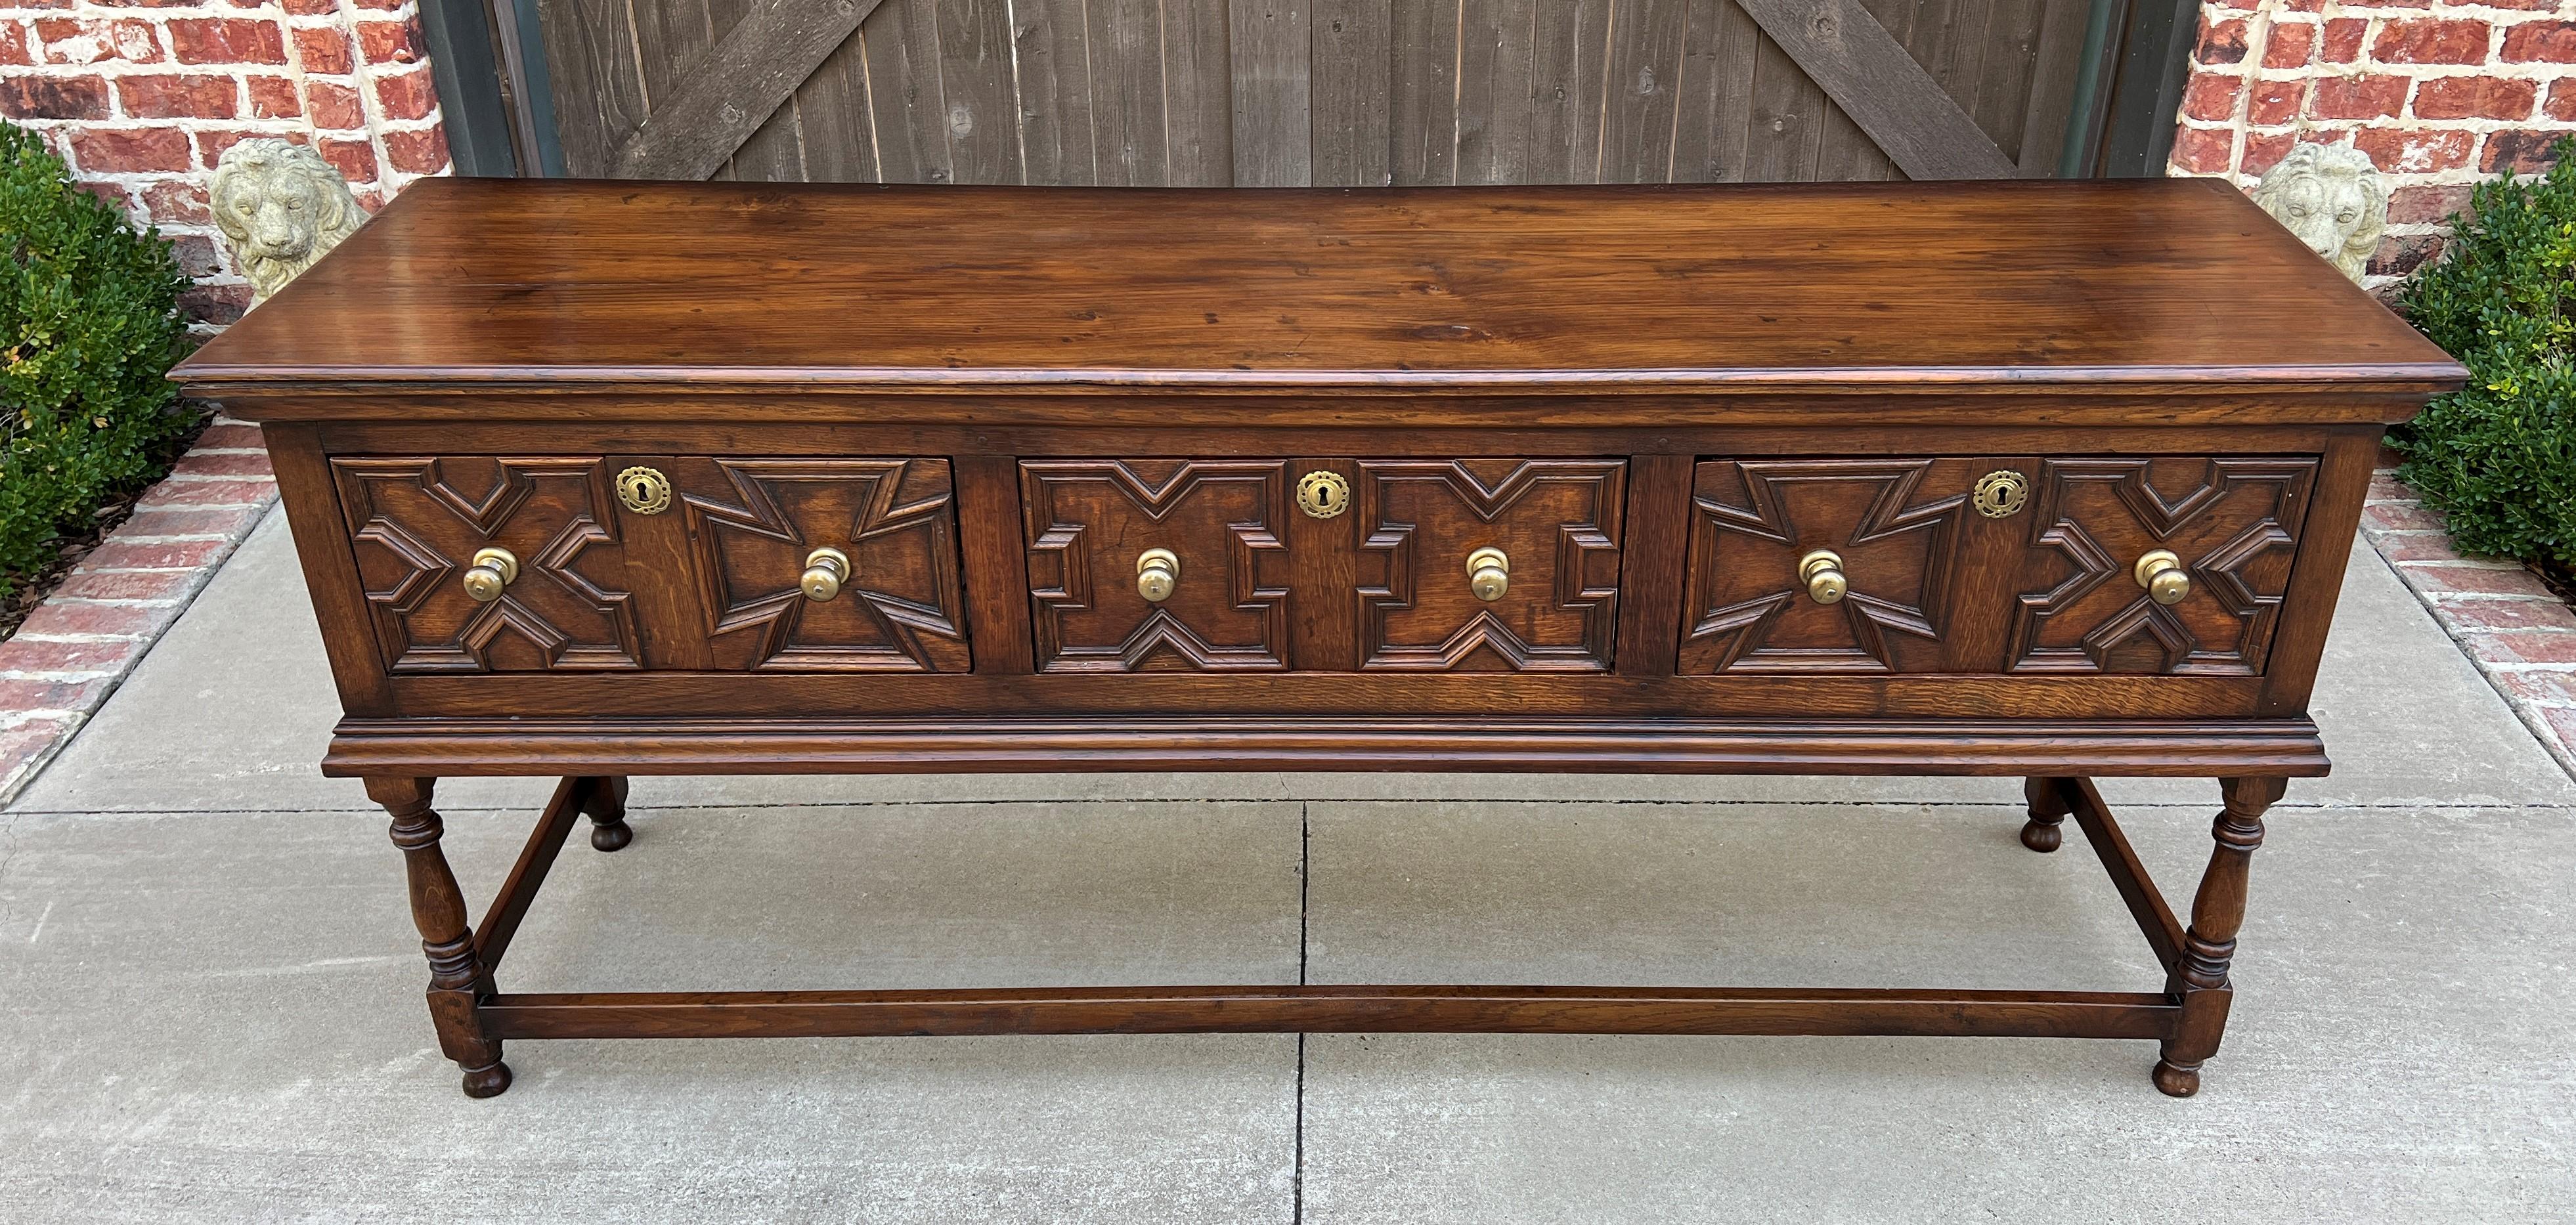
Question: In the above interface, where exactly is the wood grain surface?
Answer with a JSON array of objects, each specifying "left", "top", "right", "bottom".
[{"left": 177, "top": 178, "right": 2463, "bottom": 398}]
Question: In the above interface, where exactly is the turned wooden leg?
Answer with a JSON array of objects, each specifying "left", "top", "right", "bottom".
[
  {"left": 366, "top": 777, "right": 512, "bottom": 1099},
  {"left": 2152, "top": 776, "right": 2286, "bottom": 1098},
  {"left": 2020, "top": 777, "right": 2070, "bottom": 853},
  {"left": 579, "top": 775, "right": 632, "bottom": 852}
]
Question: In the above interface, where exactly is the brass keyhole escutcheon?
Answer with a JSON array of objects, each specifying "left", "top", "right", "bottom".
[
  {"left": 1973, "top": 469, "right": 2028, "bottom": 519},
  {"left": 1296, "top": 471, "right": 1351, "bottom": 519},
  {"left": 615, "top": 466, "right": 672, "bottom": 515}
]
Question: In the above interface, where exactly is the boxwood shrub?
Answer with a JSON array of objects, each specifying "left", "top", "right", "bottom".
[
  {"left": 2, "top": 121, "right": 192, "bottom": 599},
  {"left": 2391, "top": 137, "right": 2576, "bottom": 574}
]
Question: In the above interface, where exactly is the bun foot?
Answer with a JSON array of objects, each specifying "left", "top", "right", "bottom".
[
  {"left": 2151, "top": 1058, "right": 2200, "bottom": 1098},
  {"left": 580, "top": 777, "right": 632, "bottom": 852},
  {"left": 460, "top": 1060, "right": 513, "bottom": 1098},
  {"left": 2020, "top": 778, "right": 2072, "bottom": 853}
]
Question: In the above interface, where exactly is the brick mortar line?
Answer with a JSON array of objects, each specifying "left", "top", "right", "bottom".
[{"left": 2363, "top": 468, "right": 2576, "bottom": 779}]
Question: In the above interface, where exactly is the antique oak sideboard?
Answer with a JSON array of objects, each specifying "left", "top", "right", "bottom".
[{"left": 175, "top": 178, "right": 2464, "bottom": 1099}]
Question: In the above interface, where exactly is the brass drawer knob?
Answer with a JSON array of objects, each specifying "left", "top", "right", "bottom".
[
  {"left": 1800, "top": 549, "right": 1847, "bottom": 605},
  {"left": 2135, "top": 549, "right": 2191, "bottom": 605},
  {"left": 460, "top": 547, "right": 519, "bottom": 603},
  {"left": 1467, "top": 546, "right": 1510, "bottom": 602},
  {"left": 800, "top": 546, "right": 852, "bottom": 601},
  {"left": 1137, "top": 548, "right": 1180, "bottom": 603}
]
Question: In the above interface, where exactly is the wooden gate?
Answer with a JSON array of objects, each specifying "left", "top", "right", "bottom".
[{"left": 509, "top": 0, "right": 2118, "bottom": 186}]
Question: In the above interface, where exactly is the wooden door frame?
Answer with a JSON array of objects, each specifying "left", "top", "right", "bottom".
[{"left": 426, "top": 0, "right": 2196, "bottom": 182}]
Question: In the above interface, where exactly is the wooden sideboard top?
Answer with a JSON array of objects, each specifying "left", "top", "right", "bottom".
[{"left": 177, "top": 176, "right": 2462, "bottom": 402}]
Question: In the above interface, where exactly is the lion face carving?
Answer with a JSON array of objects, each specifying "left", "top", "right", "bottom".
[
  {"left": 211, "top": 139, "right": 367, "bottom": 305},
  {"left": 2249, "top": 142, "right": 2386, "bottom": 284}
]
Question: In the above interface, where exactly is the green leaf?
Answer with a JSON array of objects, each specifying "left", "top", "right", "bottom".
[{"left": 1, "top": 121, "right": 193, "bottom": 599}]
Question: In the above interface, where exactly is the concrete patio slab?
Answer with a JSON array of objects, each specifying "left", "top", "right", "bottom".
[
  {"left": 0, "top": 802, "right": 1301, "bottom": 1222},
  {"left": 1298, "top": 800, "right": 2576, "bottom": 1223}
]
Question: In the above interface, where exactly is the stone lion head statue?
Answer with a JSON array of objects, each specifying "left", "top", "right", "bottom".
[
  {"left": 211, "top": 138, "right": 366, "bottom": 305},
  {"left": 2249, "top": 142, "right": 2386, "bottom": 283}
]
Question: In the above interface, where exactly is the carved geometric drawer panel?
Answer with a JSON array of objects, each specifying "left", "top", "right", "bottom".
[
  {"left": 332, "top": 456, "right": 642, "bottom": 673},
  {"left": 1355, "top": 459, "right": 1626, "bottom": 672},
  {"left": 1682, "top": 458, "right": 1976, "bottom": 674},
  {"left": 663, "top": 458, "right": 971, "bottom": 673},
  {"left": 1020, "top": 459, "right": 1292, "bottom": 673},
  {"left": 2011, "top": 456, "right": 2318, "bottom": 676}
]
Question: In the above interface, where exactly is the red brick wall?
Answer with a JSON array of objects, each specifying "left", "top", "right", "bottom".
[
  {"left": 2171, "top": 1, "right": 2576, "bottom": 295},
  {"left": 0, "top": 0, "right": 452, "bottom": 330}
]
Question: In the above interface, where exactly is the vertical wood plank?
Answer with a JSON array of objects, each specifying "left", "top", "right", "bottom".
[
  {"left": 1231, "top": 0, "right": 1313, "bottom": 186},
  {"left": 1611, "top": 454, "right": 1690, "bottom": 679},
  {"left": 1667, "top": 0, "right": 1756, "bottom": 182},
  {"left": 1902, "top": 0, "right": 1974, "bottom": 126},
  {"left": 1389, "top": 0, "right": 1459, "bottom": 184},
  {"left": 730, "top": 104, "right": 810, "bottom": 179},
  {"left": 1569, "top": 0, "right": 1611, "bottom": 182},
  {"left": 955, "top": 455, "right": 1037, "bottom": 676},
  {"left": 1164, "top": 0, "right": 1236, "bottom": 184},
  {"left": 1456, "top": 0, "right": 1608, "bottom": 184},
  {"left": 1011, "top": 0, "right": 1098, "bottom": 184},
  {"left": 2014, "top": 0, "right": 2087, "bottom": 177},
  {"left": 934, "top": 0, "right": 1025, "bottom": 182},
  {"left": 533, "top": 0, "right": 649, "bottom": 175},
  {"left": 1813, "top": 95, "right": 1888, "bottom": 180},
  {"left": 606, "top": 454, "right": 718, "bottom": 670},
  {"left": 1284, "top": 460, "right": 1359, "bottom": 670},
  {"left": 863, "top": 0, "right": 959, "bottom": 183},
  {"left": 1597, "top": 0, "right": 1688, "bottom": 183},
  {"left": 1967, "top": 0, "right": 2043, "bottom": 165},
  {"left": 1089, "top": 0, "right": 1170, "bottom": 184},
  {"left": 623, "top": 0, "right": 706, "bottom": 135},
  {"left": 1311, "top": 0, "right": 1389, "bottom": 185},
  {"left": 795, "top": 30, "right": 885, "bottom": 182},
  {"left": 1741, "top": 28, "right": 1822, "bottom": 182},
  {"left": 1938, "top": 454, "right": 2040, "bottom": 672},
  {"left": 1450, "top": 0, "right": 1499, "bottom": 181}
]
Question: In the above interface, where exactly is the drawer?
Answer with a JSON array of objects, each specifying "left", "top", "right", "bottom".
[
  {"left": 332, "top": 455, "right": 971, "bottom": 673},
  {"left": 1019, "top": 459, "right": 1294, "bottom": 672},
  {"left": 1681, "top": 455, "right": 2317, "bottom": 676},
  {"left": 1020, "top": 458, "right": 1626, "bottom": 672}
]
